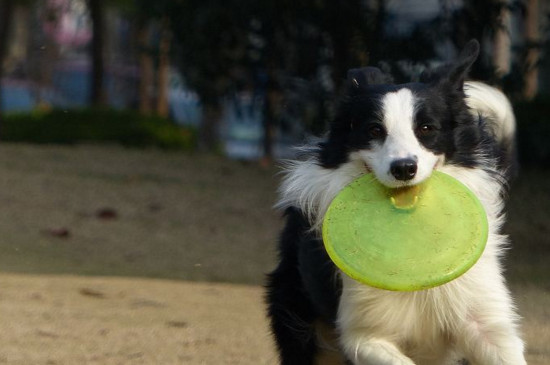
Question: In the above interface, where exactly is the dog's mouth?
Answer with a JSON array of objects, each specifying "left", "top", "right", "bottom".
[
  {"left": 362, "top": 160, "right": 432, "bottom": 198},
  {"left": 363, "top": 157, "right": 443, "bottom": 190},
  {"left": 388, "top": 184, "right": 424, "bottom": 209},
  {"left": 361, "top": 161, "right": 423, "bottom": 209}
]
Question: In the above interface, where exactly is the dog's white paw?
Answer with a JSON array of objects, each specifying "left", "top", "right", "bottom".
[{"left": 344, "top": 338, "right": 416, "bottom": 365}]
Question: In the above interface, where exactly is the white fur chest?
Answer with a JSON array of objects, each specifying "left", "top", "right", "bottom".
[{"left": 338, "top": 275, "right": 468, "bottom": 360}]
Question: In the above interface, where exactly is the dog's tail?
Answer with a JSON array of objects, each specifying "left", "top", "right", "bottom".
[{"left": 464, "top": 81, "right": 518, "bottom": 179}]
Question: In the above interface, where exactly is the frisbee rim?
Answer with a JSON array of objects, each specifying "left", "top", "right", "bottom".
[{"left": 322, "top": 171, "right": 488, "bottom": 291}]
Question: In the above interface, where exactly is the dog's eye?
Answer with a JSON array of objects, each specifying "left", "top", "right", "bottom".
[
  {"left": 368, "top": 125, "right": 385, "bottom": 138},
  {"left": 417, "top": 124, "right": 436, "bottom": 136}
]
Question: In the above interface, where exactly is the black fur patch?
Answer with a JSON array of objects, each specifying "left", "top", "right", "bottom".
[{"left": 266, "top": 208, "right": 341, "bottom": 364}]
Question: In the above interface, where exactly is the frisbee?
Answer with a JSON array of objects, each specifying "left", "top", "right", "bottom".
[{"left": 322, "top": 171, "right": 488, "bottom": 291}]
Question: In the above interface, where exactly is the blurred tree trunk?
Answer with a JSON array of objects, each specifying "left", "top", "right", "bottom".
[
  {"left": 156, "top": 18, "right": 170, "bottom": 117},
  {"left": 492, "top": 0, "right": 511, "bottom": 78},
  {"left": 523, "top": 0, "right": 539, "bottom": 100},
  {"left": 89, "top": 0, "right": 106, "bottom": 106},
  {"left": 365, "top": 0, "right": 385, "bottom": 66},
  {"left": 138, "top": 22, "right": 153, "bottom": 114},
  {"left": 0, "top": 0, "right": 15, "bottom": 129}
]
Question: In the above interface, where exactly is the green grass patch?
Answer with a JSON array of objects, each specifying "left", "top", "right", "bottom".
[{"left": 1, "top": 108, "right": 197, "bottom": 150}]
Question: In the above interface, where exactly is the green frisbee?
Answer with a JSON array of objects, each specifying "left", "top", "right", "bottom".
[{"left": 322, "top": 171, "right": 488, "bottom": 291}]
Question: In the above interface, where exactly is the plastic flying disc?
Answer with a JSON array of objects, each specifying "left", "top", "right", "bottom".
[{"left": 322, "top": 171, "right": 488, "bottom": 291}]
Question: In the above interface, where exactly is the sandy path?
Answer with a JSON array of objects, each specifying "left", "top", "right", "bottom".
[
  {"left": 0, "top": 273, "right": 277, "bottom": 364},
  {"left": 0, "top": 273, "right": 547, "bottom": 365}
]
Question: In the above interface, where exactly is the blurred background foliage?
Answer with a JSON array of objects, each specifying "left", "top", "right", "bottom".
[
  {"left": 2, "top": 108, "right": 196, "bottom": 148},
  {"left": 0, "top": 0, "right": 548, "bottom": 165}
]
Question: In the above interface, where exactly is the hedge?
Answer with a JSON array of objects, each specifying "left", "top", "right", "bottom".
[{"left": 0, "top": 108, "right": 196, "bottom": 150}]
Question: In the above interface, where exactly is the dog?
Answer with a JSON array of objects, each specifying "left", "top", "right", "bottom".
[{"left": 266, "top": 40, "right": 526, "bottom": 365}]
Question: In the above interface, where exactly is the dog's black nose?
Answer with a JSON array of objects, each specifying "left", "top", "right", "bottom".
[{"left": 390, "top": 159, "right": 417, "bottom": 181}]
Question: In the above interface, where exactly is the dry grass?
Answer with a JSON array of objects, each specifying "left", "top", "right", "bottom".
[{"left": 0, "top": 143, "right": 547, "bottom": 363}]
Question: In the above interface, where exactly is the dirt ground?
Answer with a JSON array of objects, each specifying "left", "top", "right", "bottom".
[
  {"left": 0, "top": 143, "right": 547, "bottom": 364},
  {"left": 0, "top": 273, "right": 277, "bottom": 364},
  {"left": 0, "top": 273, "right": 547, "bottom": 365},
  {"left": 0, "top": 143, "right": 281, "bottom": 284}
]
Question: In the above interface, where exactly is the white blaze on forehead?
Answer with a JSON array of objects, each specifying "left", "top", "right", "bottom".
[
  {"left": 380, "top": 88, "right": 420, "bottom": 160},
  {"left": 381, "top": 88, "right": 417, "bottom": 132},
  {"left": 352, "top": 87, "right": 441, "bottom": 187}
]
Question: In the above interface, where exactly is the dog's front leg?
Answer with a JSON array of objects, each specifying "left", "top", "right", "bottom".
[
  {"left": 457, "top": 315, "right": 526, "bottom": 365},
  {"left": 455, "top": 279, "right": 526, "bottom": 365},
  {"left": 340, "top": 335, "right": 416, "bottom": 365},
  {"left": 338, "top": 277, "right": 416, "bottom": 365}
]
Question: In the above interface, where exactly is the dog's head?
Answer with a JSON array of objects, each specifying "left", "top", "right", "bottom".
[{"left": 320, "top": 40, "right": 481, "bottom": 188}]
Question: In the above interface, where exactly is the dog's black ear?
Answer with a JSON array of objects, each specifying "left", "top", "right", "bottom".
[
  {"left": 439, "top": 39, "right": 480, "bottom": 90},
  {"left": 347, "top": 67, "right": 392, "bottom": 89}
]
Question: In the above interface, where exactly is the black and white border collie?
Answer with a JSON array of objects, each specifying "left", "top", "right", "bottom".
[{"left": 266, "top": 40, "right": 526, "bottom": 365}]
